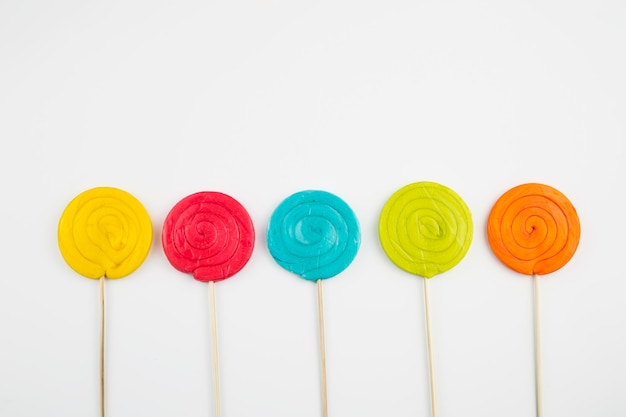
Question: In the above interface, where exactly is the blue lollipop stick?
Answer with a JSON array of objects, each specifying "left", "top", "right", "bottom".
[{"left": 267, "top": 190, "right": 360, "bottom": 417}]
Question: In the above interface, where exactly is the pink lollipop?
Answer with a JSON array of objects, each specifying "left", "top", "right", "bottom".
[
  {"left": 162, "top": 192, "right": 255, "bottom": 282},
  {"left": 162, "top": 192, "right": 255, "bottom": 417}
]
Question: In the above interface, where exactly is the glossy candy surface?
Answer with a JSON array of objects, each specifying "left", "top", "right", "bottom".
[
  {"left": 267, "top": 190, "right": 360, "bottom": 280},
  {"left": 379, "top": 182, "right": 473, "bottom": 278},
  {"left": 58, "top": 187, "right": 153, "bottom": 279},
  {"left": 487, "top": 183, "right": 580, "bottom": 275},
  {"left": 162, "top": 192, "right": 255, "bottom": 282}
]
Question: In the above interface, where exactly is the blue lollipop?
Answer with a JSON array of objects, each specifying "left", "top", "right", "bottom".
[
  {"left": 267, "top": 190, "right": 360, "bottom": 280},
  {"left": 267, "top": 190, "right": 360, "bottom": 417}
]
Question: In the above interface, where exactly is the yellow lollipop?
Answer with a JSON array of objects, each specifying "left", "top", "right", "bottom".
[{"left": 58, "top": 187, "right": 152, "bottom": 279}]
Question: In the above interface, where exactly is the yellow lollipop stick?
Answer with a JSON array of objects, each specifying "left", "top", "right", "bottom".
[{"left": 58, "top": 187, "right": 152, "bottom": 417}]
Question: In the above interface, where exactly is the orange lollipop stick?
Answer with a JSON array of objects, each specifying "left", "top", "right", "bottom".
[{"left": 488, "top": 183, "right": 580, "bottom": 417}]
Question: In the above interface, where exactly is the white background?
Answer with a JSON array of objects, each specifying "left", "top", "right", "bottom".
[{"left": 1, "top": 1, "right": 625, "bottom": 416}]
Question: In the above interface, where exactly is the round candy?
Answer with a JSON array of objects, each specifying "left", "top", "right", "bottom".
[
  {"left": 487, "top": 183, "right": 580, "bottom": 275},
  {"left": 267, "top": 190, "right": 360, "bottom": 280},
  {"left": 58, "top": 187, "right": 153, "bottom": 279},
  {"left": 379, "top": 182, "right": 473, "bottom": 278},
  {"left": 162, "top": 192, "right": 255, "bottom": 282}
]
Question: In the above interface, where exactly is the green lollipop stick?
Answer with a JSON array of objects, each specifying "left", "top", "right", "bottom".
[{"left": 379, "top": 182, "right": 473, "bottom": 417}]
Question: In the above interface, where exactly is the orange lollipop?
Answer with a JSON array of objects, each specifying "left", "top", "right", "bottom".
[{"left": 488, "top": 183, "right": 580, "bottom": 275}]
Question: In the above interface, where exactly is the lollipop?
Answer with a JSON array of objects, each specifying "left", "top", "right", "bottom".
[
  {"left": 487, "top": 183, "right": 580, "bottom": 417},
  {"left": 487, "top": 183, "right": 580, "bottom": 275},
  {"left": 58, "top": 187, "right": 152, "bottom": 417},
  {"left": 267, "top": 190, "right": 360, "bottom": 417},
  {"left": 162, "top": 191, "right": 255, "bottom": 417},
  {"left": 379, "top": 182, "right": 473, "bottom": 417}
]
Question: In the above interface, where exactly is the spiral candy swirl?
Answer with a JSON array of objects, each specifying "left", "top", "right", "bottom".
[
  {"left": 162, "top": 192, "right": 255, "bottom": 282},
  {"left": 379, "top": 182, "right": 473, "bottom": 278},
  {"left": 487, "top": 183, "right": 580, "bottom": 275},
  {"left": 58, "top": 187, "right": 153, "bottom": 279},
  {"left": 267, "top": 190, "right": 360, "bottom": 280}
]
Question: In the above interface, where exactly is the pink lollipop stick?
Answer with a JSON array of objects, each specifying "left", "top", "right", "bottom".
[{"left": 163, "top": 192, "right": 255, "bottom": 417}]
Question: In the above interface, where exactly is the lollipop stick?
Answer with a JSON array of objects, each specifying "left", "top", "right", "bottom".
[
  {"left": 533, "top": 274, "right": 543, "bottom": 417},
  {"left": 423, "top": 278, "right": 437, "bottom": 417},
  {"left": 99, "top": 276, "right": 106, "bottom": 417},
  {"left": 209, "top": 281, "right": 222, "bottom": 417},
  {"left": 316, "top": 279, "right": 328, "bottom": 417}
]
